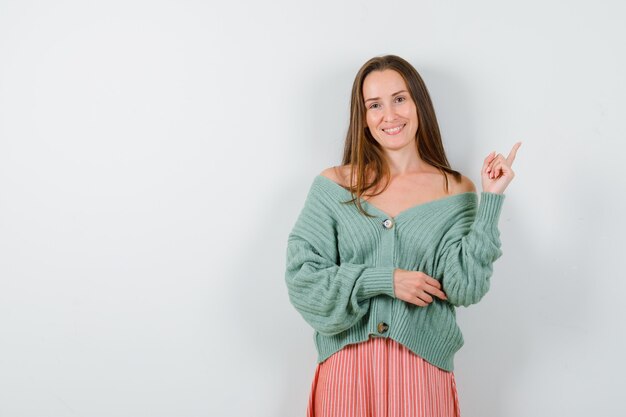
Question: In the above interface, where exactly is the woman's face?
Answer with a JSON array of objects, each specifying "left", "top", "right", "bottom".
[{"left": 362, "top": 69, "right": 419, "bottom": 151}]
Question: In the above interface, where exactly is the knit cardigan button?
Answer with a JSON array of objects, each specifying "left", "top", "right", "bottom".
[
  {"left": 382, "top": 219, "right": 394, "bottom": 229},
  {"left": 377, "top": 322, "right": 389, "bottom": 333}
]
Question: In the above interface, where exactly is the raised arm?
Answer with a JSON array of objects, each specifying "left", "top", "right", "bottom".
[{"left": 434, "top": 191, "right": 506, "bottom": 307}]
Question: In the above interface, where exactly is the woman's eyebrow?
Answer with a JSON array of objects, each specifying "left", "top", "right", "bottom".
[{"left": 364, "top": 90, "right": 408, "bottom": 103}]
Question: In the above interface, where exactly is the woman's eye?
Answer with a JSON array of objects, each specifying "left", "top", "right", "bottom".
[
  {"left": 396, "top": 96, "right": 406, "bottom": 103},
  {"left": 369, "top": 103, "right": 380, "bottom": 109}
]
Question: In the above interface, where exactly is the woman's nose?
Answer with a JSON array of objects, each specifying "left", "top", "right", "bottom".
[{"left": 383, "top": 105, "right": 396, "bottom": 122}]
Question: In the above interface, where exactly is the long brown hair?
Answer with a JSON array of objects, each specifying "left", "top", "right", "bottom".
[{"left": 339, "top": 54, "right": 462, "bottom": 217}]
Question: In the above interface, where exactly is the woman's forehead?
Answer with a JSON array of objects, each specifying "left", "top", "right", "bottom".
[{"left": 362, "top": 70, "right": 408, "bottom": 96}]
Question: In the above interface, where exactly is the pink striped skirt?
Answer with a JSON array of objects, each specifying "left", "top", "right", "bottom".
[{"left": 307, "top": 336, "right": 461, "bottom": 417}]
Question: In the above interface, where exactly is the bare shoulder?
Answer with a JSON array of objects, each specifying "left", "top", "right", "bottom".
[
  {"left": 319, "top": 165, "right": 351, "bottom": 186},
  {"left": 446, "top": 172, "right": 477, "bottom": 194},
  {"left": 457, "top": 173, "right": 477, "bottom": 193}
]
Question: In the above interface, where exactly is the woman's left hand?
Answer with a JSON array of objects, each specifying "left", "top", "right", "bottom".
[{"left": 481, "top": 142, "right": 522, "bottom": 194}]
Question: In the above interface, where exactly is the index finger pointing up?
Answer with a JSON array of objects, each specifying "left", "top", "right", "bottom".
[{"left": 507, "top": 142, "right": 522, "bottom": 165}]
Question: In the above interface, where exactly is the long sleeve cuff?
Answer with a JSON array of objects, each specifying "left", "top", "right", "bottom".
[
  {"left": 359, "top": 266, "right": 396, "bottom": 299},
  {"left": 475, "top": 192, "right": 506, "bottom": 226}
]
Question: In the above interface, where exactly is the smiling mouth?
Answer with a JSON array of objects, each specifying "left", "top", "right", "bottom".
[{"left": 382, "top": 124, "right": 406, "bottom": 135}]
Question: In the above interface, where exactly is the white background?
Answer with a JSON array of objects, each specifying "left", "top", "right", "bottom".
[{"left": 1, "top": 0, "right": 625, "bottom": 416}]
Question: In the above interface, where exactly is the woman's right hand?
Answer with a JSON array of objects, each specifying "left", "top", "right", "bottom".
[{"left": 393, "top": 269, "right": 448, "bottom": 306}]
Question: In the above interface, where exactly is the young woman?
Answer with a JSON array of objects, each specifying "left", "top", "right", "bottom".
[{"left": 285, "top": 54, "right": 521, "bottom": 417}]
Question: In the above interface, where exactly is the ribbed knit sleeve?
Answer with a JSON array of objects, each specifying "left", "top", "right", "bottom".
[
  {"left": 435, "top": 191, "right": 506, "bottom": 307},
  {"left": 285, "top": 183, "right": 396, "bottom": 336}
]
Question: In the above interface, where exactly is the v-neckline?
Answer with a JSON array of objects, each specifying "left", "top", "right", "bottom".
[{"left": 314, "top": 174, "right": 476, "bottom": 220}]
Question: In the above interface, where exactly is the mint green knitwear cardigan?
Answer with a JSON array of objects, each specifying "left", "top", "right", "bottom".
[{"left": 284, "top": 175, "right": 506, "bottom": 372}]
